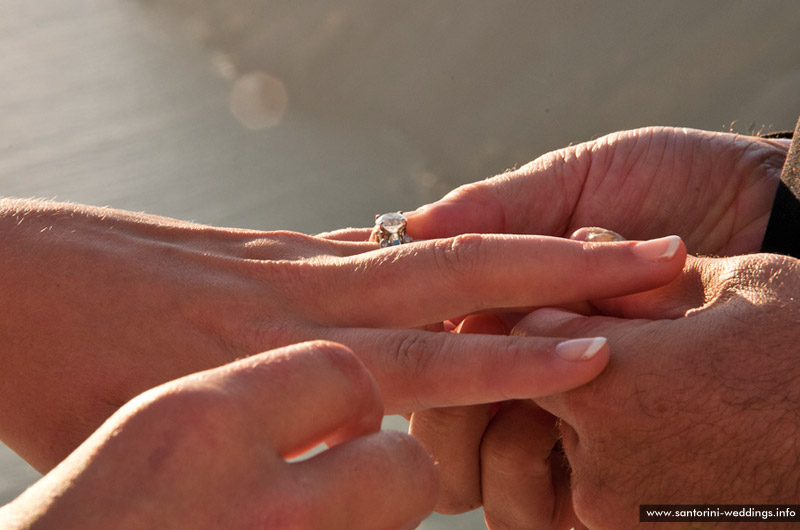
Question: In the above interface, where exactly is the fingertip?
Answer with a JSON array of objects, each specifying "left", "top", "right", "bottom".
[
  {"left": 403, "top": 201, "right": 462, "bottom": 239},
  {"left": 517, "top": 307, "right": 586, "bottom": 329},
  {"left": 555, "top": 337, "right": 608, "bottom": 362},
  {"left": 288, "top": 341, "right": 384, "bottom": 450},
  {"left": 632, "top": 235, "right": 684, "bottom": 261},
  {"left": 374, "top": 430, "right": 440, "bottom": 511},
  {"left": 570, "top": 227, "right": 626, "bottom": 242},
  {"left": 401, "top": 431, "right": 441, "bottom": 499},
  {"left": 297, "top": 430, "right": 439, "bottom": 530},
  {"left": 404, "top": 194, "right": 504, "bottom": 239}
]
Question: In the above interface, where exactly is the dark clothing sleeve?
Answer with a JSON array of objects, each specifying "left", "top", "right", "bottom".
[{"left": 760, "top": 116, "right": 800, "bottom": 258}]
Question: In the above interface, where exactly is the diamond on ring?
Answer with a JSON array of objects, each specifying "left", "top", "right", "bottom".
[{"left": 370, "top": 212, "right": 413, "bottom": 248}]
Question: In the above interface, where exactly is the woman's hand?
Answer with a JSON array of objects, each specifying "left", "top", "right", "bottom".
[
  {"left": 407, "top": 127, "right": 790, "bottom": 256},
  {"left": 0, "top": 342, "right": 439, "bottom": 530},
  {"left": 0, "top": 199, "right": 684, "bottom": 470}
]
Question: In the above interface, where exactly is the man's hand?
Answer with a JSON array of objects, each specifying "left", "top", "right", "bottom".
[
  {"left": 0, "top": 341, "right": 438, "bottom": 530},
  {"left": 407, "top": 127, "right": 790, "bottom": 256},
  {"left": 408, "top": 314, "right": 585, "bottom": 530},
  {"left": 506, "top": 253, "right": 800, "bottom": 529},
  {"left": 0, "top": 199, "right": 685, "bottom": 470},
  {"left": 406, "top": 251, "right": 800, "bottom": 529}
]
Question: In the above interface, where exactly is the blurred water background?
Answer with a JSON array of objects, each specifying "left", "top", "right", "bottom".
[{"left": 1, "top": 1, "right": 799, "bottom": 527}]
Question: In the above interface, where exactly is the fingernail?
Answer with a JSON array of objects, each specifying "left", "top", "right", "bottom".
[
  {"left": 632, "top": 235, "right": 681, "bottom": 260},
  {"left": 555, "top": 337, "right": 607, "bottom": 361},
  {"left": 530, "top": 307, "right": 583, "bottom": 325},
  {"left": 572, "top": 227, "right": 626, "bottom": 242}
]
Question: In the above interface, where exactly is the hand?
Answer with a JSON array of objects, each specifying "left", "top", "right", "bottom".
[
  {"left": 511, "top": 252, "right": 800, "bottom": 529},
  {"left": 0, "top": 341, "right": 438, "bottom": 530},
  {"left": 408, "top": 314, "right": 585, "bottom": 530},
  {"left": 407, "top": 127, "right": 790, "bottom": 256},
  {"left": 0, "top": 199, "right": 685, "bottom": 470}
]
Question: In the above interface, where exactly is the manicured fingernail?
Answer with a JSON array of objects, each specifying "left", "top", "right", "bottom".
[
  {"left": 632, "top": 235, "right": 681, "bottom": 260},
  {"left": 555, "top": 337, "right": 607, "bottom": 361}
]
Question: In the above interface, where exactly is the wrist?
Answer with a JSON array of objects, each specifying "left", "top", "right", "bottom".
[{"left": 760, "top": 117, "right": 800, "bottom": 258}]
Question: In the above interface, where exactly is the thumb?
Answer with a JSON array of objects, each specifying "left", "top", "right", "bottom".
[
  {"left": 405, "top": 152, "right": 581, "bottom": 239},
  {"left": 404, "top": 189, "right": 507, "bottom": 239}
]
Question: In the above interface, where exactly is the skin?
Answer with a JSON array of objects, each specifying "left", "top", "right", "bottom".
[
  {"left": 517, "top": 252, "right": 800, "bottom": 529},
  {"left": 406, "top": 126, "right": 790, "bottom": 256},
  {"left": 409, "top": 315, "right": 583, "bottom": 529},
  {"left": 0, "top": 341, "right": 440, "bottom": 530},
  {"left": 0, "top": 197, "right": 686, "bottom": 473},
  {"left": 404, "top": 127, "right": 795, "bottom": 529}
]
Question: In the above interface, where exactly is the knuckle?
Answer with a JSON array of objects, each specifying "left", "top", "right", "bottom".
[
  {"left": 248, "top": 319, "right": 306, "bottom": 352},
  {"left": 308, "top": 340, "right": 369, "bottom": 387},
  {"left": 256, "top": 259, "right": 319, "bottom": 289},
  {"left": 431, "top": 234, "right": 490, "bottom": 286},
  {"left": 569, "top": 466, "right": 629, "bottom": 530},
  {"left": 124, "top": 384, "right": 240, "bottom": 452},
  {"left": 576, "top": 240, "right": 609, "bottom": 272},
  {"left": 252, "top": 259, "right": 334, "bottom": 324},
  {"left": 252, "top": 340, "right": 374, "bottom": 398},
  {"left": 536, "top": 386, "right": 593, "bottom": 430},
  {"left": 703, "top": 254, "right": 795, "bottom": 309},
  {"left": 390, "top": 332, "right": 442, "bottom": 379},
  {"left": 383, "top": 332, "right": 447, "bottom": 409},
  {"left": 393, "top": 333, "right": 437, "bottom": 372},
  {"left": 305, "top": 340, "right": 382, "bottom": 415}
]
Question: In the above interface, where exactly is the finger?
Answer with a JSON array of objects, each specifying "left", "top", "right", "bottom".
[
  {"left": 512, "top": 307, "right": 646, "bottom": 341},
  {"left": 193, "top": 341, "right": 383, "bottom": 458},
  {"left": 315, "top": 227, "right": 372, "bottom": 242},
  {"left": 590, "top": 255, "right": 714, "bottom": 319},
  {"left": 409, "top": 404, "right": 492, "bottom": 514},
  {"left": 569, "top": 227, "right": 711, "bottom": 319},
  {"left": 511, "top": 308, "right": 663, "bottom": 426},
  {"left": 482, "top": 401, "right": 577, "bottom": 530},
  {"left": 570, "top": 226, "right": 626, "bottom": 242},
  {"left": 318, "top": 327, "right": 610, "bottom": 414},
  {"left": 407, "top": 314, "right": 504, "bottom": 514},
  {"left": 293, "top": 430, "right": 438, "bottom": 530},
  {"left": 313, "top": 234, "right": 686, "bottom": 328},
  {"left": 404, "top": 151, "right": 581, "bottom": 239}
]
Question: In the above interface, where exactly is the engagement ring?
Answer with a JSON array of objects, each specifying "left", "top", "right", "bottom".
[{"left": 370, "top": 212, "right": 412, "bottom": 247}]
